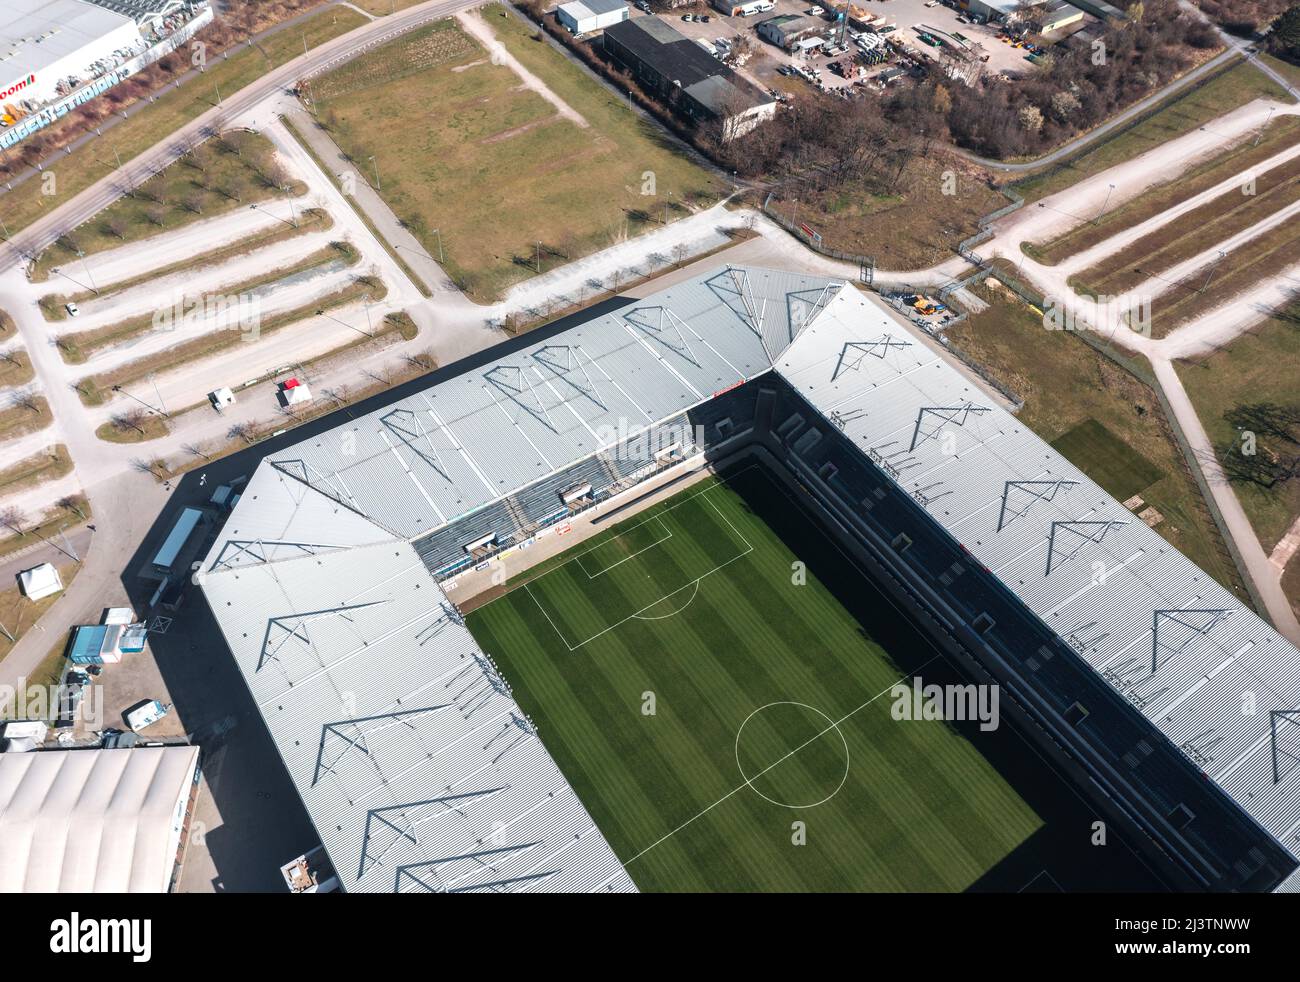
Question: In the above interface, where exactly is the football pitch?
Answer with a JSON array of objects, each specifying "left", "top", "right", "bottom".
[{"left": 465, "top": 466, "right": 1129, "bottom": 891}]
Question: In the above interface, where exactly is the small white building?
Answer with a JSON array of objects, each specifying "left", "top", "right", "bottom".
[
  {"left": 17, "top": 562, "right": 62, "bottom": 601},
  {"left": 0, "top": 745, "right": 201, "bottom": 892},
  {"left": 556, "top": 0, "right": 630, "bottom": 34}
]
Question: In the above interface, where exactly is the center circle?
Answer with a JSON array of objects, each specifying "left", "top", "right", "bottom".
[{"left": 734, "top": 701, "right": 850, "bottom": 809}]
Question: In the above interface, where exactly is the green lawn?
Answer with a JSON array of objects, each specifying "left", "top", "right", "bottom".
[
  {"left": 466, "top": 467, "right": 1047, "bottom": 891},
  {"left": 311, "top": 7, "right": 723, "bottom": 300},
  {"left": 1175, "top": 310, "right": 1300, "bottom": 554},
  {"left": 1051, "top": 419, "right": 1165, "bottom": 501}
]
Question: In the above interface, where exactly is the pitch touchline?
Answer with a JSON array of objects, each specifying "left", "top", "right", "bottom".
[{"left": 606, "top": 654, "right": 942, "bottom": 877}]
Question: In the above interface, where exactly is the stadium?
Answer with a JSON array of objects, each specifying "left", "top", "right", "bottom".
[{"left": 197, "top": 264, "right": 1300, "bottom": 893}]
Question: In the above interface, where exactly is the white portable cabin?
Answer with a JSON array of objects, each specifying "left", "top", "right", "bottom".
[{"left": 17, "top": 563, "right": 62, "bottom": 601}]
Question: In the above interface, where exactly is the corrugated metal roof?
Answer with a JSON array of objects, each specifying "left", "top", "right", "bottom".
[
  {"left": 199, "top": 540, "right": 634, "bottom": 893},
  {"left": 201, "top": 263, "right": 1300, "bottom": 889},
  {"left": 774, "top": 287, "right": 1300, "bottom": 865},
  {"left": 0, "top": 746, "right": 199, "bottom": 893}
]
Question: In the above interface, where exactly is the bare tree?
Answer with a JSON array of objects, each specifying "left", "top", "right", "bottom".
[
  {"left": 228, "top": 421, "right": 255, "bottom": 444},
  {"left": 0, "top": 505, "right": 27, "bottom": 537},
  {"left": 56, "top": 494, "right": 86, "bottom": 519},
  {"left": 10, "top": 387, "right": 41, "bottom": 413},
  {"left": 110, "top": 408, "right": 149, "bottom": 435}
]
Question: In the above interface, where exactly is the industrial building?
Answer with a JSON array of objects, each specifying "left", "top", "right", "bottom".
[
  {"left": 1, "top": 0, "right": 144, "bottom": 107},
  {"left": 0, "top": 0, "right": 213, "bottom": 149},
  {"left": 757, "top": 14, "right": 826, "bottom": 50},
  {"left": 0, "top": 745, "right": 202, "bottom": 892},
  {"left": 556, "top": 0, "right": 630, "bottom": 34},
  {"left": 603, "top": 17, "right": 776, "bottom": 139},
  {"left": 198, "top": 264, "right": 1300, "bottom": 892}
]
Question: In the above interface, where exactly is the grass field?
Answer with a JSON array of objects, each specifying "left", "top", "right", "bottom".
[
  {"left": 1175, "top": 310, "right": 1300, "bottom": 554},
  {"left": 310, "top": 8, "right": 723, "bottom": 301},
  {"left": 1010, "top": 60, "right": 1292, "bottom": 205},
  {"left": 945, "top": 283, "right": 1250, "bottom": 602},
  {"left": 465, "top": 466, "right": 1164, "bottom": 891},
  {"left": 32, "top": 131, "right": 307, "bottom": 281}
]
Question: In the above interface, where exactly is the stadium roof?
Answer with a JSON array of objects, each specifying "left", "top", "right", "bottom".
[
  {"left": 201, "top": 264, "right": 1300, "bottom": 889},
  {"left": 776, "top": 287, "right": 1300, "bottom": 858},
  {"left": 0, "top": 746, "right": 199, "bottom": 892},
  {"left": 200, "top": 538, "right": 634, "bottom": 893}
]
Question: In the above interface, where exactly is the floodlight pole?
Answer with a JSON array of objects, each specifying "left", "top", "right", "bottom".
[
  {"left": 75, "top": 250, "right": 99, "bottom": 296},
  {"left": 1199, "top": 251, "right": 1227, "bottom": 293},
  {"left": 1255, "top": 106, "right": 1274, "bottom": 147},
  {"left": 1093, "top": 183, "right": 1115, "bottom": 226}
]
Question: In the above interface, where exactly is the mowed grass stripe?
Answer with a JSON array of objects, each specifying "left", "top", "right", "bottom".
[
  {"left": 471, "top": 597, "right": 717, "bottom": 890},
  {"left": 528, "top": 486, "right": 747, "bottom": 642},
  {"left": 466, "top": 469, "right": 1040, "bottom": 890},
  {"left": 559, "top": 505, "right": 820, "bottom": 889},
  {"left": 686, "top": 484, "right": 1012, "bottom": 886}
]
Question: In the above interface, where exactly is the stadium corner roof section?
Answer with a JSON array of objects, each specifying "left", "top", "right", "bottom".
[
  {"left": 199, "top": 264, "right": 1300, "bottom": 891},
  {"left": 0, "top": 746, "right": 200, "bottom": 892}
]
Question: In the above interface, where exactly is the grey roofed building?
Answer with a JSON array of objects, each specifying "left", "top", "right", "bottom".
[
  {"left": 602, "top": 17, "right": 776, "bottom": 135},
  {"left": 555, "top": 0, "right": 630, "bottom": 34},
  {"left": 200, "top": 264, "right": 1300, "bottom": 891}
]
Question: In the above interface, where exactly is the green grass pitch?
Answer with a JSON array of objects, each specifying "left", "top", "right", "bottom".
[{"left": 465, "top": 466, "right": 1045, "bottom": 891}]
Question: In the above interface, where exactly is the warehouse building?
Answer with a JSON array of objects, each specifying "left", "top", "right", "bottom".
[
  {"left": 1, "top": 0, "right": 144, "bottom": 107},
  {"left": 0, "top": 0, "right": 213, "bottom": 150},
  {"left": 556, "top": 0, "right": 630, "bottom": 34},
  {"left": 603, "top": 17, "right": 776, "bottom": 139},
  {"left": 757, "top": 14, "right": 825, "bottom": 49},
  {"left": 0, "top": 745, "right": 202, "bottom": 892}
]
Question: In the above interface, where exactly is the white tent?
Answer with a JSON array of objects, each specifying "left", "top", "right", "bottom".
[
  {"left": 0, "top": 746, "right": 200, "bottom": 892},
  {"left": 17, "top": 563, "right": 62, "bottom": 601}
]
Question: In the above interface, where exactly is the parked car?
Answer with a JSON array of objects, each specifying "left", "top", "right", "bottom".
[
  {"left": 682, "top": 13, "right": 694, "bottom": 20},
  {"left": 65, "top": 301, "right": 79, "bottom": 317},
  {"left": 636, "top": 0, "right": 650, "bottom": 9},
  {"left": 125, "top": 699, "right": 171, "bottom": 732}
]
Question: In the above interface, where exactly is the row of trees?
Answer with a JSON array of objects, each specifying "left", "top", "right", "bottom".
[
  {"left": 713, "top": 0, "right": 1222, "bottom": 170},
  {"left": 945, "top": 0, "right": 1219, "bottom": 159}
]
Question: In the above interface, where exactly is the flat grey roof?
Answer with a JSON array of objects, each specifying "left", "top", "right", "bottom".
[
  {"left": 558, "top": 0, "right": 628, "bottom": 17},
  {"left": 1, "top": 0, "right": 138, "bottom": 82}
]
